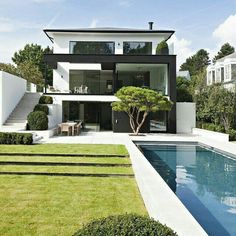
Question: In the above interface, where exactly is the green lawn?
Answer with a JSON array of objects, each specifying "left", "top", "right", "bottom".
[
  {"left": 0, "top": 144, "right": 128, "bottom": 156},
  {"left": 0, "top": 176, "right": 146, "bottom": 236},
  {"left": 0, "top": 144, "right": 146, "bottom": 236}
]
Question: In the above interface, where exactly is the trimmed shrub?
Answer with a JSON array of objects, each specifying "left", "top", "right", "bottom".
[
  {"left": 73, "top": 214, "right": 177, "bottom": 236},
  {"left": 201, "top": 123, "right": 225, "bottom": 133},
  {"left": 27, "top": 111, "right": 48, "bottom": 130},
  {"left": 0, "top": 132, "right": 33, "bottom": 145},
  {"left": 34, "top": 104, "right": 49, "bottom": 115},
  {"left": 177, "top": 88, "right": 193, "bottom": 102},
  {"left": 39, "top": 95, "right": 53, "bottom": 104},
  {"left": 228, "top": 129, "right": 236, "bottom": 141},
  {"left": 156, "top": 40, "right": 169, "bottom": 55}
]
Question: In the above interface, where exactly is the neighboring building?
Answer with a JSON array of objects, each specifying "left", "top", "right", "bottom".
[
  {"left": 43, "top": 23, "right": 177, "bottom": 133},
  {"left": 207, "top": 52, "right": 236, "bottom": 91},
  {"left": 177, "top": 70, "right": 191, "bottom": 80}
]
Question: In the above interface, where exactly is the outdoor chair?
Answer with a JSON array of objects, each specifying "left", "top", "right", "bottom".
[
  {"left": 74, "top": 122, "right": 82, "bottom": 135},
  {"left": 60, "top": 123, "right": 72, "bottom": 136}
]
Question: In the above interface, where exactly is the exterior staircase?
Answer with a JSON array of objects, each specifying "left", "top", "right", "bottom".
[{"left": 2, "top": 93, "right": 41, "bottom": 131}]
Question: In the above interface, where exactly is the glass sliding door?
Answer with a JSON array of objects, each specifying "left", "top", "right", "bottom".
[
  {"left": 62, "top": 101, "right": 112, "bottom": 131},
  {"left": 116, "top": 63, "right": 168, "bottom": 95},
  {"left": 69, "top": 70, "right": 113, "bottom": 95},
  {"left": 150, "top": 111, "right": 167, "bottom": 132}
]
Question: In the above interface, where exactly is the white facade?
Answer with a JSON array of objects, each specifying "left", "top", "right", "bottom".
[
  {"left": 207, "top": 52, "right": 236, "bottom": 91},
  {"left": 0, "top": 71, "right": 27, "bottom": 125}
]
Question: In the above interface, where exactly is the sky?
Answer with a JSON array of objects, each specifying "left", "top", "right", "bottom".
[{"left": 0, "top": 0, "right": 236, "bottom": 69}]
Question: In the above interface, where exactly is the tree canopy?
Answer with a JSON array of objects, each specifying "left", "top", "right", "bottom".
[
  {"left": 112, "top": 86, "right": 173, "bottom": 135},
  {"left": 176, "top": 76, "right": 193, "bottom": 102},
  {"left": 213, "top": 43, "right": 235, "bottom": 63},
  {"left": 180, "top": 49, "right": 210, "bottom": 76},
  {"left": 17, "top": 61, "right": 44, "bottom": 85},
  {"left": 12, "top": 43, "right": 53, "bottom": 85}
]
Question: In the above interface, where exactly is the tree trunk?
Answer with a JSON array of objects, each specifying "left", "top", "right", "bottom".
[{"left": 135, "top": 112, "right": 148, "bottom": 135}]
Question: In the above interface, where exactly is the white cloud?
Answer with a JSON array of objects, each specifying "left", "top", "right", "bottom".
[
  {"left": 168, "top": 35, "right": 195, "bottom": 70},
  {"left": 89, "top": 19, "right": 98, "bottom": 28},
  {"left": 213, "top": 14, "right": 236, "bottom": 47},
  {"left": 119, "top": 0, "right": 132, "bottom": 7}
]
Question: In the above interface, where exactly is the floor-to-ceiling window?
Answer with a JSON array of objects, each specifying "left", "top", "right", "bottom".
[
  {"left": 150, "top": 111, "right": 167, "bottom": 132},
  {"left": 69, "top": 70, "right": 113, "bottom": 95},
  {"left": 116, "top": 63, "right": 169, "bottom": 95},
  {"left": 62, "top": 101, "right": 112, "bottom": 131}
]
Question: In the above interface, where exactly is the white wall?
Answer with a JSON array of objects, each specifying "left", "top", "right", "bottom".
[
  {"left": 0, "top": 71, "right": 27, "bottom": 125},
  {"left": 48, "top": 104, "right": 62, "bottom": 129},
  {"left": 177, "top": 102, "right": 196, "bottom": 133},
  {"left": 53, "top": 32, "right": 166, "bottom": 54}
]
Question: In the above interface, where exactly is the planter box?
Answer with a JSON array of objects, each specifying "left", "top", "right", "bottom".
[{"left": 192, "top": 128, "right": 229, "bottom": 142}]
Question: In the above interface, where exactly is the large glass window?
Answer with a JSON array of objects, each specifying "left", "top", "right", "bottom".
[
  {"left": 123, "top": 42, "right": 152, "bottom": 55},
  {"left": 69, "top": 70, "right": 113, "bottom": 95},
  {"left": 150, "top": 111, "right": 167, "bottom": 132},
  {"left": 116, "top": 63, "right": 168, "bottom": 95},
  {"left": 62, "top": 101, "right": 112, "bottom": 131},
  {"left": 70, "top": 41, "right": 115, "bottom": 54}
]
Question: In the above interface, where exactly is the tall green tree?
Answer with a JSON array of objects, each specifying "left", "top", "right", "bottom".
[
  {"left": 18, "top": 61, "right": 44, "bottom": 85},
  {"left": 213, "top": 43, "right": 235, "bottom": 63},
  {"left": 112, "top": 86, "right": 173, "bottom": 135},
  {"left": 12, "top": 44, "right": 53, "bottom": 85},
  {"left": 176, "top": 76, "right": 193, "bottom": 102},
  {"left": 207, "top": 85, "right": 236, "bottom": 132},
  {"left": 180, "top": 49, "right": 210, "bottom": 76}
]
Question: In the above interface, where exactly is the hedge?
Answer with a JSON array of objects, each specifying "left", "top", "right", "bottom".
[
  {"left": 156, "top": 40, "right": 169, "bottom": 55},
  {"left": 73, "top": 214, "right": 177, "bottom": 236},
  {"left": 0, "top": 132, "right": 33, "bottom": 145},
  {"left": 27, "top": 111, "right": 48, "bottom": 130},
  {"left": 34, "top": 104, "right": 49, "bottom": 115},
  {"left": 39, "top": 95, "right": 53, "bottom": 104}
]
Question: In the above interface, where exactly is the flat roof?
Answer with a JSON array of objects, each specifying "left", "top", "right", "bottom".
[{"left": 44, "top": 27, "right": 175, "bottom": 42}]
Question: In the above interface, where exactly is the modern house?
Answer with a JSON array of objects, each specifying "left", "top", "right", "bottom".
[
  {"left": 207, "top": 52, "right": 236, "bottom": 90},
  {"left": 43, "top": 23, "right": 177, "bottom": 133}
]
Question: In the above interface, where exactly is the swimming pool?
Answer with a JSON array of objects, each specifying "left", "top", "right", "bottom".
[{"left": 139, "top": 143, "right": 236, "bottom": 236}]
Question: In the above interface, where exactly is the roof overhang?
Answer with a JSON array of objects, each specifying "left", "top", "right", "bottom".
[{"left": 43, "top": 28, "right": 175, "bottom": 43}]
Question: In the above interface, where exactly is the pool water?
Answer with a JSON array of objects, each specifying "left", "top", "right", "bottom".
[{"left": 140, "top": 144, "right": 236, "bottom": 236}]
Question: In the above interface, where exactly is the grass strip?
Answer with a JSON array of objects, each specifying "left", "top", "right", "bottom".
[
  {"left": 0, "top": 165, "right": 133, "bottom": 174},
  {"left": 0, "top": 156, "right": 131, "bottom": 164},
  {"left": 0, "top": 144, "right": 128, "bottom": 156}
]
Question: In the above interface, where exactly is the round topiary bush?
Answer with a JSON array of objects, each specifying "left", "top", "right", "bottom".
[
  {"left": 39, "top": 95, "right": 53, "bottom": 104},
  {"left": 27, "top": 111, "right": 48, "bottom": 130},
  {"left": 156, "top": 41, "right": 169, "bottom": 55},
  {"left": 73, "top": 214, "right": 177, "bottom": 236},
  {"left": 34, "top": 104, "right": 49, "bottom": 115}
]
